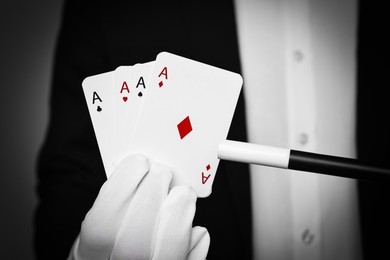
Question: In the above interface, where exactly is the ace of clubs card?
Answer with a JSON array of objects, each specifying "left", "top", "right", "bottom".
[{"left": 82, "top": 71, "right": 115, "bottom": 176}]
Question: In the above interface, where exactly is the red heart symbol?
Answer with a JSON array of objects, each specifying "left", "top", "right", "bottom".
[{"left": 123, "top": 97, "right": 128, "bottom": 102}]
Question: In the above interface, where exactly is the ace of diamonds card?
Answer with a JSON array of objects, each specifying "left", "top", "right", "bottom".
[{"left": 129, "top": 52, "right": 242, "bottom": 197}]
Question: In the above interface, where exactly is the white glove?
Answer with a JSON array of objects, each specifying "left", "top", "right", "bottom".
[{"left": 67, "top": 154, "right": 210, "bottom": 260}]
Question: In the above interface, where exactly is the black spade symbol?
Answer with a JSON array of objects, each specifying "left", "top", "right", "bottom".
[
  {"left": 138, "top": 92, "right": 143, "bottom": 97},
  {"left": 97, "top": 106, "right": 102, "bottom": 112}
]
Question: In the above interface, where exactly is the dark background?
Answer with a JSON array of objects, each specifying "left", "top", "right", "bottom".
[
  {"left": 0, "top": 0, "right": 389, "bottom": 259},
  {"left": 0, "top": 0, "right": 63, "bottom": 258}
]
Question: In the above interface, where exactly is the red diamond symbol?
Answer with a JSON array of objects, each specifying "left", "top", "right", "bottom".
[
  {"left": 159, "top": 81, "right": 163, "bottom": 88},
  {"left": 177, "top": 116, "right": 192, "bottom": 139},
  {"left": 206, "top": 164, "right": 211, "bottom": 171}
]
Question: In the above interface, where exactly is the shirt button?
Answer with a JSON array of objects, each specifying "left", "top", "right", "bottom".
[
  {"left": 294, "top": 50, "right": 304, "bottom": 62},
  {"left": 302, "top": 228, "right": 315, "bottom": 245},
  {"left": 299, "top": 133, "right": 308, "bottom": 145}
]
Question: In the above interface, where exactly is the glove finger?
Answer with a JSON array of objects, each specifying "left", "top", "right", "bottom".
[
  {"left": 111, "top": 162, "right": 173, "bottom": 260},
  {"left": 187, "top": 226, "right": 210, "bottom": 260},
  {"left": 67, "top": 236, "right": 80, "bottom": 260},
  {"left": 78, "top": 154, "right": 150, "bottom": 259},
  {"left": 151, "top": 185, "right": 197, "bottom": 260}
]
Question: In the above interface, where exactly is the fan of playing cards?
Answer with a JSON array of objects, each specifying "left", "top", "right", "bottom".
[{"left": 83, "top": 52, "right": 242, "bottom": 198}]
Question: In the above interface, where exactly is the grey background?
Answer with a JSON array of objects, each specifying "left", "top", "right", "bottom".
[{"left": 0, "top": 0, "right": 63, "bottom": 258}]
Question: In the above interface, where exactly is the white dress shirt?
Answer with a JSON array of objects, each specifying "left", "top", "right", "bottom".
[{"left": 234, "top": 0, "right": 362, "bottom": 259}]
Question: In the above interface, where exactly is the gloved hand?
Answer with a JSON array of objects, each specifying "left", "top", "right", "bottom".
[{"left": 67, "top": 154, "right": 210, "bottom": 260}]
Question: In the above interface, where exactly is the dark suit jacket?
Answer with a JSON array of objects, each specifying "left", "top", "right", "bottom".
[
  {"left": 357, "top": 1, "right": 390, "bottom": 260},
  {"left": 34, "top": 1, "right": 252, "bottom": 259}
]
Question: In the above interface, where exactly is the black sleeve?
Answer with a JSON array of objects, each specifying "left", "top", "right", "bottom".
[{"left": 34, "top": 1, "right": 109, "bottom": 258}]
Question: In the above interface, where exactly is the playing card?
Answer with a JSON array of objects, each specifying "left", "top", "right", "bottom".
[
  {"left": 113, "top": 62, "right": 155, "bottom": 164},
  {"left": 123, "top": 61, "right": 155, "bottom": 155},
  {"left": 82, "top": 71, "right": 115, "bottom": 176},
  {"left": 113, "top": 65, "right": 133, "bottom": 164},
  {"left": 128, "top": 52, "right": 243, "bottom": 197}
]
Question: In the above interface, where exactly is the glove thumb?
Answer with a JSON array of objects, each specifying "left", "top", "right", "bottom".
[{"left": 187, "top": 226, "right": 210, "bottom": 260}]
